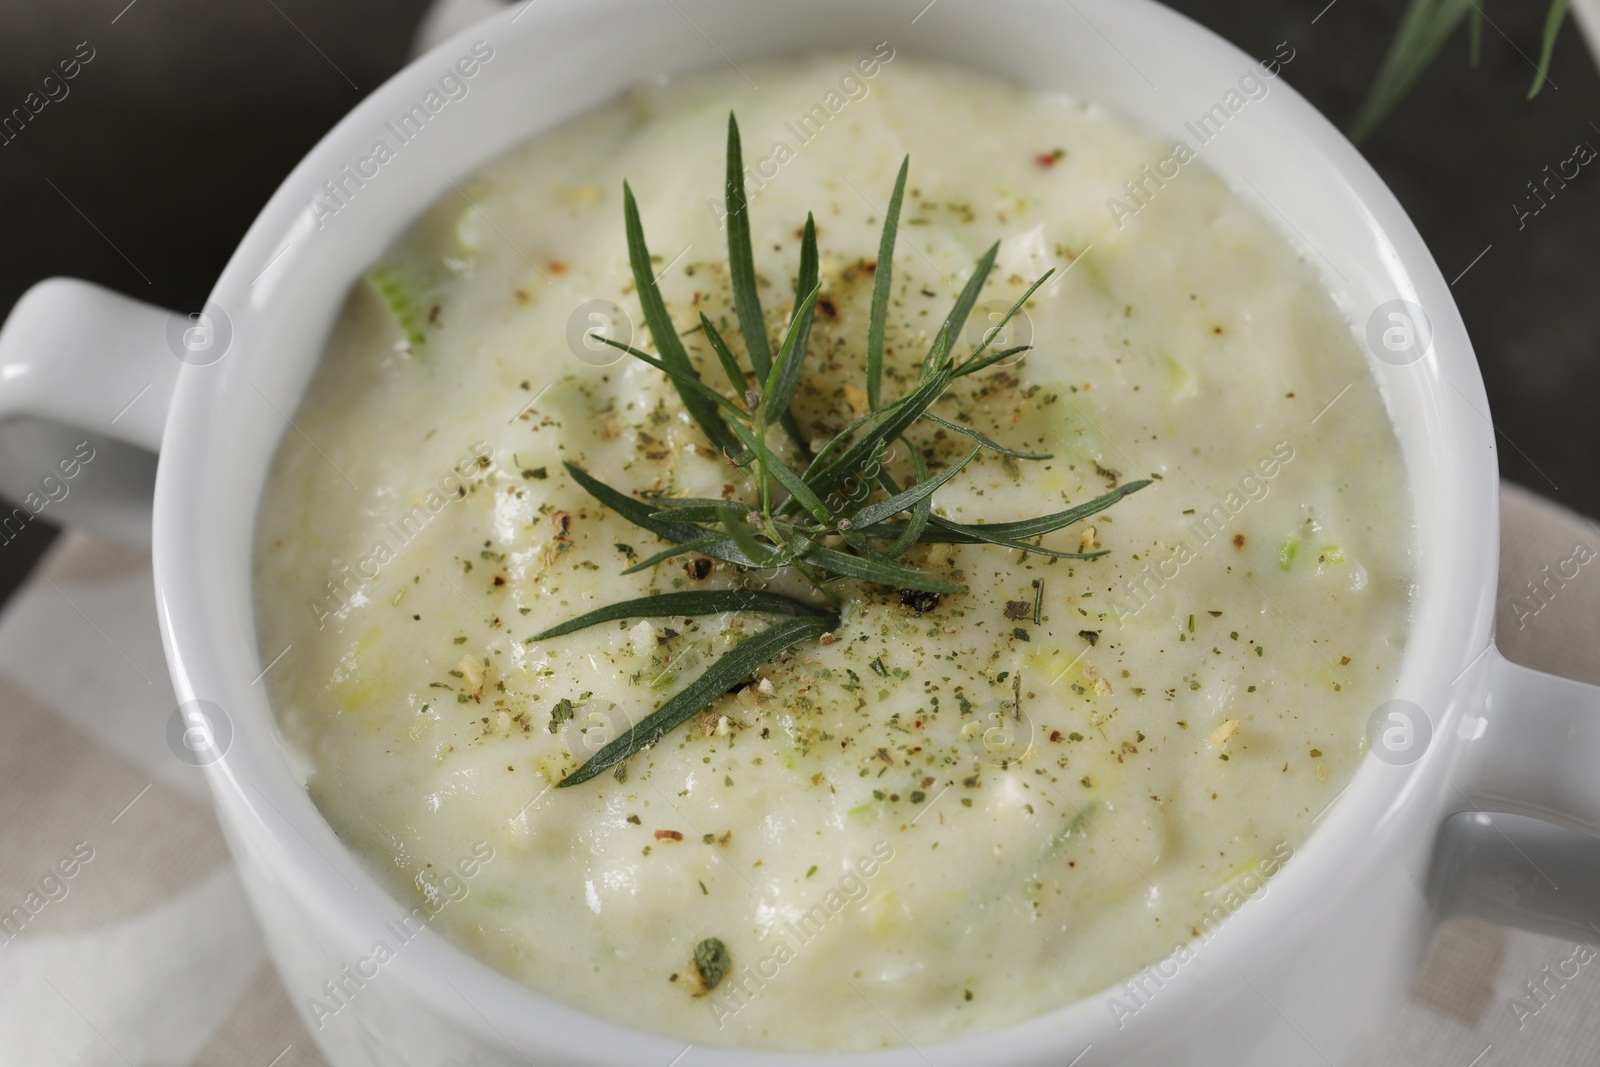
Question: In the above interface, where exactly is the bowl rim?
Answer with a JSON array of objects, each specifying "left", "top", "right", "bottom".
[{"left": 152, "top": 0, "right": 1499, "bottom": 1061}]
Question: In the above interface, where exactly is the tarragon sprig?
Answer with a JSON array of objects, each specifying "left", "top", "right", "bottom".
[{"left": 539, "top": 113, "right": 1150, "bottom": 787}]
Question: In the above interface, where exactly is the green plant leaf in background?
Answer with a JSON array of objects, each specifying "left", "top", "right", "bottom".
[
  {"left": 1351, "top": 0, "right": 1571, "bottom": 143},
  {"left": 1350, "top": 0, "right": 1475, "bottom": 143},
  {"left": 1531, "top": 0, "right": 1573, "bottom": 98}
]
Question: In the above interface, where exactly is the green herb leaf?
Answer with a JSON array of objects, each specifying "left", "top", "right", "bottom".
[
  {"left": 867, "top": 156, "right": 909, "bottom": 410},
  {"left": 761, "top": 283, "right": 821, "bottom": 427},
  {"left": 793, "top": 535, "right": 963, "bottom": 593},
  {"left": 953, "top": 344, "right": 1032, "bottom": 380},
  {"left": 597, "top": 336, "right": 749, "bottom": 423},
  {"left": 933, "top": 242, "right": 999, "bottom": 366},
  {"left": 699, "top": 313, "right": 751, "bottom": 403},
  {"left": 850, "top": 447, "right": 979, "bottom": 528},
  {"left": 860, "top": 513, "right": 1106, "bottom": 559},
  {"left": 919, "top": 321, "right": 954, "bottom": 378},
  {"left": 771, "top": 213, "right": 819, "bottom": 448},
  {"left": 650, "top": 504, "right": 741, "bottom": 523},
  {"left": 717, "top": 506, "right": 782, "bottom": 567},
  {"left": 886, "top": 441, "right": 933, "bottom": 559},
  {"left": 797, "top": 404, "right": 882, "bottom": 478},
  {"left": 652, "top": 495, "right": 745, "bottom": 508},
  {"left": 800, "top": 365, "right": 955, "bottom": 505},
  {"left": 1530, "top": 0, "right": 1571, "bottom": 98},
  {"left": 564, "top": 462, "right": 703, "bottom": 542},
  {"left": 529, "top": 590, "right": 829, "bottom": 642},
  {"left": 910, "top": 520, "right": 1110, "bottom": 560},
  {"left": 921, "top": 413, "right": 1052, "bottom": 459},
  {"left": 941, "top": 479, "right": 1151, "bottom": 541},
  {"left": 621, "top": 535, "right": 734, "bottom": 574},
  {"left": 564, "top": 463, "right": 761, "bottom": 567},
  {"left": 624, "top": 180, "right": 740, "bottom": 454},
  {"left": 726, "top": 420, "right": 831, "bottom": 525},
  {"left": 725, "top": 114, "right": 771, "bottom": 381},
  {"left": 958, "top": 269, "right": 1052, "bottom": 371},
  {"left": 559, "top": 614, "right": 835, "bottom": 786},
  {"left": 863, "top": 480, "right": 1151, "bottom": 558}
]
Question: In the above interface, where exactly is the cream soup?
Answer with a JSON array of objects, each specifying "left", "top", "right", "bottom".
[{"left": 253, "top": 55, "right": 1414, "bottom": 1050}]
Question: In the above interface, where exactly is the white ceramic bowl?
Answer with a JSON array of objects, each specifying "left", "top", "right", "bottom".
[{"left": 4, "top": 2, "right": 1599, "bottom": 1064}]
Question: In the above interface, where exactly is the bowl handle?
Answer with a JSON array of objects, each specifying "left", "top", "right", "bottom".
[
  {"left": 1459, "top": 649, "right": 1600, "bottom": 836},
  {"left": 0, "top": 278, "right": 186, "bottom": 549},
  {"left": 1434, "top": 810, "right": 1600, "bottom": 943},
  {"left": 1435, "top": 647, "right": 1600, "bottom": 940}
]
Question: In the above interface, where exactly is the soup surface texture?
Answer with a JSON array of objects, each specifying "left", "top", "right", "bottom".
[{"left": 254, "top": 55, "right": 1414, "bottom": 1050}]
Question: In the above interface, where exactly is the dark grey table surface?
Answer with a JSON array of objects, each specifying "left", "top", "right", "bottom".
[{"left": 1, "top": 0, "right": 1596, "bottom": 603}]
